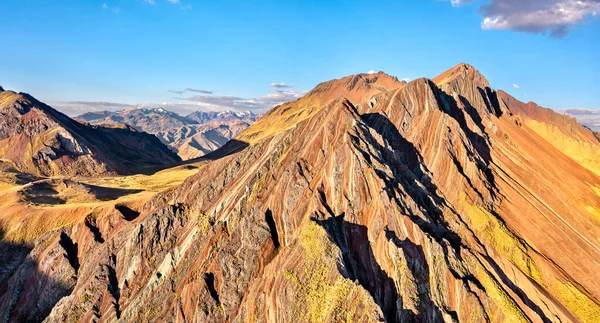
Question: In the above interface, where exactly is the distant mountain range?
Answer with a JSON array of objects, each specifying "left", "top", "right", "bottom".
[
  {"left": 0, "top": 88, "right": 180, "bottom": 177},
  {"left": 76, "top": 108, "right": 259, "bottom": 160}
]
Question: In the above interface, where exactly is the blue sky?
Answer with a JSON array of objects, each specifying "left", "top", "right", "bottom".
[{"left": 0, "top": 0, "right": 598, "bottom": 117}]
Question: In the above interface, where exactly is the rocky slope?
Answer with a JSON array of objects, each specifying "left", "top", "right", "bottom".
[
  {"left": 0, "top": 89, "right": 181, "bottom": 177},
  {"left": 2, "top": 64, "right": 600, "bottom": 322},
  {"left": 77, "top": 108, "right": 258, "bottom": 160}
]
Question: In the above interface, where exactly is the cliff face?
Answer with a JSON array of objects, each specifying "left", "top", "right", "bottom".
[
  {"left": 0, "top": 90, "right": 181, "bottom": 177},
  {"left": 2, "top": 64, "right": 600, "bottom": 322}
]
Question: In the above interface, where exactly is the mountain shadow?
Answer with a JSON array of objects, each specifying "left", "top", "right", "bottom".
[
  {"left": 0, "top": 228, "right": 74, "bottom": 322},
  {"left": 312, "top": 213, "right": 400, "bottom": 323},
  {"left": 384, "top": 227, "right": 450, "bottom": 322},
  {"left": 358, "top": 110, "right": 549, "bottom": 322},
  {"left": 357, "top": 112, "right": 462, "bottom": 251},
  {"left": 187, "top": 139, "right": 249, "bottom": 163}
]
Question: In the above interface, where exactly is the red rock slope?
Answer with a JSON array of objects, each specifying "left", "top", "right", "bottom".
[
  {"left": 0, "top": 89, "right": 181, "bottom": 176},
  {"left": 1, "top": 64, "right": 600, "bottom": 322}
]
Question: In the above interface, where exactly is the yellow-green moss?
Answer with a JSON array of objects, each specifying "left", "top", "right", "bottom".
[
  {"left": 553, "top": 281, "right": 600, "bottom": 323},
  {"left": 462, "top": 200, "right": 600, "bottom": 322},
  {"left": 474, "top": 262, "right": 529, "bottom": 323},
  {"left": 462, "top": 202, "right": 544, "bottom": 287},
  {"left": 284, "top": 221, "right": 378, "bottom": 323}
]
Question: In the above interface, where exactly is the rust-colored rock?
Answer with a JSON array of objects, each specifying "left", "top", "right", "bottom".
[{"left": 1, "top": 64, "right": 600, "bottom": 322}]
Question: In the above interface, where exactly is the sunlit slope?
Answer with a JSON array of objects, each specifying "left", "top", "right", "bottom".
[
  {"left": 237, "top": 72, "right": 404, "bottom": 143},
  {"left": 0, "top": 163, "right": 202, "bottom": 243},
  {"left": 3, "top": 64, "right": 600, "bottom": 322},
  {"left": 496, "top": 91, "right": 600, "bottom": 176}
]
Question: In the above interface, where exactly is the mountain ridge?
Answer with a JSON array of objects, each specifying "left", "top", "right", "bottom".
[
  {"left": 76, "top": 108, "right": 258, "bottom": 160},
  {"left": 0, "top": 90, "right": 181, "bottom": 176},
  {"left": 1, "top": 64, "right": 600, "bottom": 322}
]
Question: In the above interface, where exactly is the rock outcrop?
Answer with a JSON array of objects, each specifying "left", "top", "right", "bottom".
[{"left": 2, "top": 64, "right": 600, "bottom": 322}]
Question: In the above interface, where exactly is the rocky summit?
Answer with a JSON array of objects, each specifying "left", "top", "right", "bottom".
[{"left": 1, "top": 64, "right": 600, "bottom": 322}]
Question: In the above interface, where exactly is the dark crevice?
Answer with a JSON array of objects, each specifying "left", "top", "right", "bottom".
[
  {"left": 432, "top": 83, "right": 499, "bottom": 201},
  {"left": 448, "top": 149, "right": 485, "bottom": 202},
  {"left": 106, "top": 262, "right": 121, "bottom": 319},
  {"left": 481, "top": 254, "right": 552, "bottom": 323},
  {"left": 115, "top": 204, "right": 140, "bottom": 221},
  {"left": 59, "top": 232, "right": 79, "bottom": 275},
  {"left": 481, "top": 87, "right": 503, "bottom": 117},
  {"left": 264, "top": 209, "right": 280, "bottom": 249},
  {"left": 204, "top": 273, "right": 220, "bottom": 305},
  {"left": 317, "top": 189, "right": 335, "bottom": 216},
  {"left": 384, "top": 227, "right": 446, "bottom": 322},
  {"left": 313, "top": 213, "right": 401, "bottom": 323},
  {"left": 459, "top": 94, "right": 489, "bottom": 139},
  {"left": 358, "top": 111, "right": 463, "bottom": 253},
  {"left": 84, "top": 217, "right": 104, "bottom": 243}
]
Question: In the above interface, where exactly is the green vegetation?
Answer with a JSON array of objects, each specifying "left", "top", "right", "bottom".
[{"left": 284, "top": 221, "right": 378, "bottom": 323}]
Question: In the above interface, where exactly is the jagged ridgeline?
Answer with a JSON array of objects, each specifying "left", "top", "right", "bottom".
[{"left": 2, "top": 64, "right": 600, "bottom": 322}]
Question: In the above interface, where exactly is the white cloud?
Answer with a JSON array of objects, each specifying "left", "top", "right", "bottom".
[
  {"left": 51, "top": 88, "right": 306, "bottom": 116},
  {"left": 102, "top": 3, "right": 108, "bottom": 9},
  {"left": 559, "top": 108, "right": 600, "bottom": 131},
  {"left": 180, "top": 89, "right": 306, "bottom": 112},
  {"left": 512, "top": 83, "right": 520, "bottom": 88},
  {"left": 401, "top": 78, "right": 411, "bottom": 82},
  {"left": 167, "top": 0, "right": 180, "bottom": 3},
  {"left": 143, "top": 0, "right": 156, "bottom": 4},
  {"left": 368, "top": 70, "right": 376, "bottom": 74},
  {"left": 449, "top": 0, "right": 600, "bottom": 37},
  {"left": 450, "top": 0, "right": 476, "bottom": 7}
]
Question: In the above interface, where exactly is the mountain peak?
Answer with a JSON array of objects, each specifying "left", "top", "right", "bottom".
[{"left": 432, "top": 63, "right": 489, "bottom": 88}]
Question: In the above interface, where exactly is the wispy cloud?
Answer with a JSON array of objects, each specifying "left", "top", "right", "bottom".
[
  {"left": 138, "top": 0, "right": 192, "bottom": 10},
  {"left": 447, "top": 0, "right": 600, "bottom": 37},
  {"left": 561, "top": 108, "right": 600, "bottom": 115},
  {"left": 112, "top": 8, "right": 120, "bottom": 14},
  {"left": 449, "top": 0, "right": 476, "bottom": 7},
  {"left": 167, "top": 90, "right": 186, "bottom": 95},
  {"left": 102, "top": 3, "right": 108, "bottom": 9},
  {"left": 51, "top": 100, "right": 233, "bottom": 117},
  {"left": 179, "top": 89, "right": 306, "bottom": 112},
  {"left": 270, "top": 83, "right": 294, "bottom": 88},
  {"left": 185, "top": 88, "right": 213, "bottom": 94},
  {"left": 512, "top": 83, "right": 520, "bottom": 89},
  {"left": 49, "top": 101, "right": 135, "bottom": 116},
  {"left": 559, "top": 108, "right": 600, "bottom": 131},
  {"left": 367, "top": 70, "right": 376, "bottom": 74},
  {"left": 50, "top": 88, "right": 306, "bottom": 116}
]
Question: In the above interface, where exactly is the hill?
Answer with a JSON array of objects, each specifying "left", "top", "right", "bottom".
[{"left": 0, "top": 89, "right": 181, "bottom": 177}]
